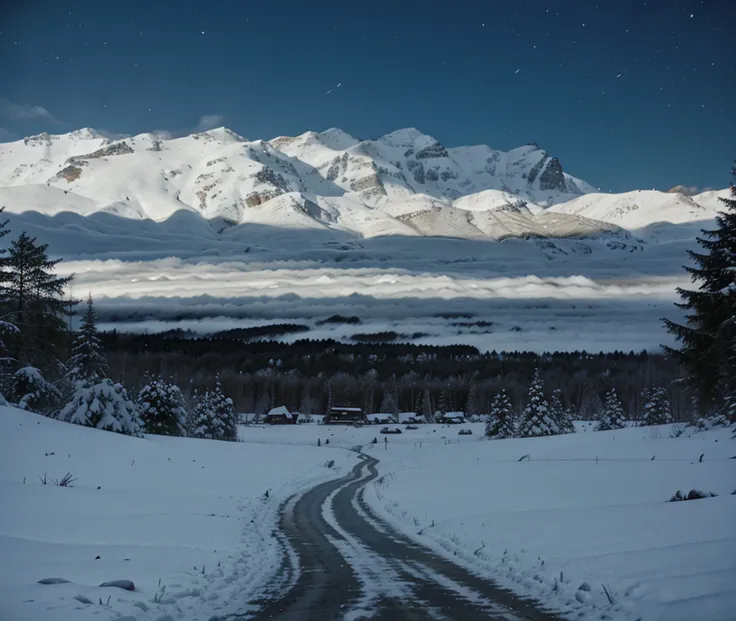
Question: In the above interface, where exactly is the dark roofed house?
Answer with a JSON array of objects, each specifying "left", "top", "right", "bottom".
[
  {"left": 325, "top": 406, "right": 366, "bottom": 425},
  {"left": 265, "top": 406, "right": 296, "bottom": 425}
]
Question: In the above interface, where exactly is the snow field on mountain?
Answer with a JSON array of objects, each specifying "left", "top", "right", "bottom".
[{"left": 0, "top": 406, "right": 358, "bottom": 621}]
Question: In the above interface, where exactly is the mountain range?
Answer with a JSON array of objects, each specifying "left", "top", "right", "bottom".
[{"left": 0, "top": 127, "right": 725, "bottom": 248}]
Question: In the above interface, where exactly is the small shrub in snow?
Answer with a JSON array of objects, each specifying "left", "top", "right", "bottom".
[
  {"left": 485, "top": 390, "right": 516, "bottom": 439},
  {"left": 137, "top": 376, "right": 187, "bottom": 436},
  {"left": 668, "top": 489, "right": 718, "bottom": 502},
  {"left": 10, "top": 366, "right": 61, "bottom": 415},
  {"left": 694, "top": 413, "right": 730, "bottom": 431},
  {"left": 598, "top": 389, "right": 626, "bottom": 431},
  {"left": 518, "top": 369, "right": 557, "bottom": 438},
  {"left": 60, "top": 378, "right": 143, "bottom": 437},
  {"left": 640, "top": 387, "right": 673, "bottom": 426}
]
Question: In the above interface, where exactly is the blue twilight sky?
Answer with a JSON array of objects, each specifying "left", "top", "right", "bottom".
[{"left": 0, "top": 0, "right": 733, "bottom": 192}]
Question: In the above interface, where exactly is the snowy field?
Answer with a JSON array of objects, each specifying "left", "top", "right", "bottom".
[
  {"left": 2, "top": 407, "right": 734, "bottom": 621},
  {"left": 0, "top": 406, "right": 358, "bottom": 621},
  {"left": 237, "top": 421, "right": 736, "bottom": 621}
]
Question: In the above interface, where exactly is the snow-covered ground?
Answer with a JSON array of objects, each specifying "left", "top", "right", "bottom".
[
  {"left": 362, "top": 423, "right": 736, "bottom": 621},
  {"left": 2, "top": 405, "right": 734, "bottom": 621},
  {"left": 236, "top": 421, "right": 736, "bottom": 621},
  {"left": 0, "top": 406, "right": 358, "bottom": 621}
]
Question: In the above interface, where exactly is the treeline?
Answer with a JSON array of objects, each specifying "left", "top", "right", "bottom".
[{"left": 101, "top": 331, "right": 689, "bottom": 421}]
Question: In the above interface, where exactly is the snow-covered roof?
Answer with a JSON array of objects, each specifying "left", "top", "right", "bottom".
[
  {"left": 267, "top": 406, "right": 292, "bottom": 419},
  {"left": 331, "top": 407, "right": 362, "bottom": 412}
]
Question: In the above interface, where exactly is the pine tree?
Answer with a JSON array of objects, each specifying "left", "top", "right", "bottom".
[
  {"left": 379, "top": 387, "right": 398, "bottom": 415},
  {"left": 663, "top": 165, "right": 736, "bottom": 415},
  {"left": 598, "top": 388, "right": 626, "bottom": 431},
  {"left": 67, "top": 294, "right": 107, "bottom": 385},
  {"left": 465, "top": 378, "right": 480, "bottom": 417},
  {"left": 137, "top": 376, "right": 187, "bottom": 436},
  {"left": 187, "top": 391, "right": 216, "bottom": 439},
  {"left": 641, "top": 387, "right": 673, "bottom": 426},
  {"left": 436, "top": 387, "right": 450, "bottom": 416},
  {"left": 0, "top": 232, "right": 76, "bottom": 372},
  {"left": 0, "top": 212, "right": 19, "bottom": 363},
  {"left": 187, "top": 379, "right": 238, "bottom": 441},
  {"left": 60, "top": 378, "right": 142, "bottom": 436},
  {"left": 11, "top": 366, "right": 61, "bottom": 415},
  {"left": 210, "top": 377, "right": 238, "bottom": 441},
  {"left": 518, "top": 369, "right": 557, "bottom": 437},
  {"left": 550, "top": 388, "right": 575, "bottom": 434},
  {"left": 485, "top": 390, "right": 516, "bottom": 439}
]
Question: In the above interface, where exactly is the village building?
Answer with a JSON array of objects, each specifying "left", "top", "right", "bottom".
[
  {"left": 324, "top": 406, "right": 366, "bottom": 424},
  {"left": 265, "top": 406, "right": 296, "bottom": 425}
]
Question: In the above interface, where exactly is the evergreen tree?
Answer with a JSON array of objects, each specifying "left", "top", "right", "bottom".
[
  {"left": 187, "top": 379, "right": 237, "bottom": 441},
  {"left": 210, "top": 377, "right": 238, "bottom": 441},
  {"left": 663, "top": 165, "right": 736, "bottom": 415},
  {"left": 0, "top": 232, "right": 76, "bottom": 372},
  {"left": 67, "top": 294, "right": 107, "bottom": 385},
  {"left": 379, "top": 387, "right": 398, "bottom": 415},
  {"left": 518, "top": 369, "right": 557, "bottom": 437},
  {"left": 187, "top": 391, "right": 216, "bottom": 439},
  {"left": 465, "top": 378, "right": 480, "bottom": 417},
  {"left": 11, "top": 366, "right": 61, "bottom": 415},
  {"left": 550, "top": 388, "right": 575, "bottom": 434},
  {"left": 60, "top": 378, "right": 142, "bottom": 436},
  {"left": 641, "top": 387, "right": 674, "bottom": 426},
  {"left": 485, "top": 390, "right": 516, "bottom": 439},
  {"left": 0, "top": 212, "right": 18, "bottom": 363},
  {"left": 137, "top": 376, "right": 187, "bottom": 436},
  {"left": 598, "top": 388, "right": 626, "bottom": 431}
]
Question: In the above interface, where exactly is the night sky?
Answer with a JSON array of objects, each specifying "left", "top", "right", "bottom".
[{"left": 0, "top": 0, "right": 733, "bottom": 192}]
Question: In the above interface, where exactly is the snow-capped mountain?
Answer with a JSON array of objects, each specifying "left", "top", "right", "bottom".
[
  {"left": 0, "top": 126, "right": 592, "bottom": 226},
  {"left": 0, "top": 126, "right": 725, "bottom": 249}
]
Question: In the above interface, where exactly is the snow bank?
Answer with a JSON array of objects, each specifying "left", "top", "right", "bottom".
[
  {"left": 362, "top": 423, "right": 736, "bottom": 621},
  {"left": 0, "top": 406, "right": 357, "bottom": 621}
]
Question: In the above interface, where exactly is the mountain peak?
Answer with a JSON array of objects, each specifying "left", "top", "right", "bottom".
[{"left": 201, "top": 127, "right": 247, "bottom": 142}]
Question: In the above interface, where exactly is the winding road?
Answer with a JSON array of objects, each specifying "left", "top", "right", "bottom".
[{"left": 247, "top": 452, "right": 561, "bottom": 621}]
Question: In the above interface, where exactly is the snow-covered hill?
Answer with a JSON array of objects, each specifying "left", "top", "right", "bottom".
[{"left": 548, "top": 189, "right": 726, "bottom": 229}]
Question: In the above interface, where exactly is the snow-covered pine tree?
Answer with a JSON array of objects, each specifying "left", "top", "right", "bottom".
[
  {"left": 598, "top": 388, "right": 626, "bottom": 430},
  {"left": 66, "top": 294, "right": 107, "bottom": 385},
  {"left": 485, "top": 389, "right": 516, "bottom": 439},
  {"left": 210, "top": 377, "right": 238, "bottom": 441},
  {"left": 187, "top": 391, "right": 216, "bottom": 439},
  {"left": 518, "top": 369, "right": 557, "bottom": 437},
  {"left": 641, "top": 386, "right": 674, "bottom": 426},
  {"left": 137, "top": 375, "right": 187, "bottom": 436},
  {"left": 11, "top": 366, "right": 61, "bottom": 415},
  {"left": 550, "top": 388, "right": 575, "bottom": 434},
  {"left": 60, "top": 378, "right": 143, "bottom": 436},
  {"left": 663, "top": 165, "right": 736, "bottom": 416}
]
